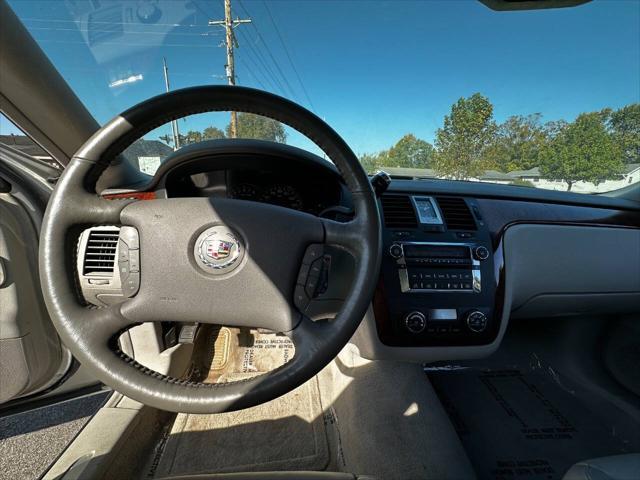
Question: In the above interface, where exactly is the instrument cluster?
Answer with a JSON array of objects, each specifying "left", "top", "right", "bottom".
[{"left": 226, "top": 169, "right": 344, "bottom": 216}]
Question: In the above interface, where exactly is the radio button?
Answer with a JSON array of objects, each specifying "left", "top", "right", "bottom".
[
  {"left": 466, "top": 311, "right": 488, "bottom": 332},
  {"left": 389, "top": 243, "right": 403, "bottom": 259},
  {"left": 404, "top": 311, "right": 427, "bottom": 334},
  {"left": 473, "top": 246, "right": 490, "bottom": 261}
]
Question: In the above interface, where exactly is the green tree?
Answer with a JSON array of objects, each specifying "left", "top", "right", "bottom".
[
  {"left": 203, "top": 126, "right": 226, "bottom": 140},
  {"left": 359, "top": 152, "right": 382, "bottom": 173},
  {"left": 539, "top": 112, "right": 624, "bottom": 191},
  {"left": 384, "top": 134, "right": 434, "bottom": 168},
  {"left": 485, "top": 114, "right": 548, "bottom": 172},
  {"left": 182, "top": 130, "right": 203, "bottom": 145},
  {"left": 433, "top": 93, "right": 497, "bottom": 180},
  {"left": 607, "top": 104, "right": 640, "bottom": 164},
  {"left": 228, "top": 113, "right": 287, "bottom": 143}
]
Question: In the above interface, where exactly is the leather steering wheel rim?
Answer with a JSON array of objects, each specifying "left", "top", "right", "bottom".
[{"left": 39, "top": 86, "right": 381, "bottom": 413}]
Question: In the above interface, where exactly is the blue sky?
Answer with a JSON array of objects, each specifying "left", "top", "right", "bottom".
[{"left": 3, "top": 0, "right": 640, "bottom": 156}]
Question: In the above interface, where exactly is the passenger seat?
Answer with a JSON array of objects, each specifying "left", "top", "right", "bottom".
[{"left": 563, "top": 454, "right": 640, "bottom": 480}]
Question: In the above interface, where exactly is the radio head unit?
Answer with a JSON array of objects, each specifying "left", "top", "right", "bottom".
[{"left": 390, "top": 242, "right": 484, "bottom": 293}]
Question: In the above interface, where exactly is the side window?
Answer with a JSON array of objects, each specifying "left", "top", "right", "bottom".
[{"left": 0, "top": 113, "right": 61, "bottom": 170}]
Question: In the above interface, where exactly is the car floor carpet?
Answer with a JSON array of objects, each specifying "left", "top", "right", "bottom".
[
  {"left": 428, "top": 362, "right": 640, "bottom": 480},
  {"left": 150, "top": 327, "right": 329, "bottom": 478},
  {"left": 0, "top": 390, "right": 109, "bottom": 480}
]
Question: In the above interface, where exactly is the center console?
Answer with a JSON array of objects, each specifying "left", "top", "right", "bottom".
[{"left": 374, "top": 194, "right": 503, "bottom": 347}]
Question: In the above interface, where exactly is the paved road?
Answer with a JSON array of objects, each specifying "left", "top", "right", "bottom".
[{"left": 0, "top": 391, "right": 109, "bottom": 480}]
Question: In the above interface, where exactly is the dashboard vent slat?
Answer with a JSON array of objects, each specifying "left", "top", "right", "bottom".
[
  {"left": 83, "top": 228, "right": 120, "bottom": 275},
  {"left": 435, "top": 197, "right": 477, "bottom": 231},
  {"left": 381, "top": 194, "right": 417, "bottom": 229}
]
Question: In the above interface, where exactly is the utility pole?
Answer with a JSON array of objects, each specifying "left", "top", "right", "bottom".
[
  {"left": 209, "top": 0, "right": 251, "bottom": 138},
  {"left": 162, "top": 57, "right": 181, "bottom": 150}
]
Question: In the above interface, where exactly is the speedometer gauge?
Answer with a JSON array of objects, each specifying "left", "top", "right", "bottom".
[
  {"left": 261, "top": 184, "right": 304, "bottom": 211},
  {"left": 229, "top": 183, "right": 258, "bottom": 201}
]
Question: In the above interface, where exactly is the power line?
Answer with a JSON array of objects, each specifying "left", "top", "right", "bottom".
[
  {"left": 261, "top": 1, "right": 316, "bottom": 113},
  {"left": 236, "top": 27, "right": 287, "bottom": 95},
  {"left": 21, "top": 17, "right": 212, "bottom": 28},
  {"left": 24, "top": 25, "right": 223, "bottom": 37},
  {"left": 236, "top": 42, "right": 279, "bottom": 92},
  {"left": 236, "top": 0, "right": 299, "bottom": 102},
  {"left": 237, "top": 57, "right": 267, "bottom": 90},
  {"left": 31, "top": 38, "right": 219, "bottom": 48}
]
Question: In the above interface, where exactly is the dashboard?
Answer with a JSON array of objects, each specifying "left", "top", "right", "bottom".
[
  {"left": 99, "top": 143, "right": 640, "bottom": 363},
  {"left": 351, "top": 182, "right": 640, "bottom": 362}
]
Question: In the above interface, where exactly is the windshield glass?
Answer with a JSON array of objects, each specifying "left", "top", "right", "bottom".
[{"left": 6, "top": 0, "right": 640, "bottom": 194}]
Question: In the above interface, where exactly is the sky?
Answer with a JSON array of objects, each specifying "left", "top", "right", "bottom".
[{"left": 3, "top": 0, "right": 640, "bottom": 157}]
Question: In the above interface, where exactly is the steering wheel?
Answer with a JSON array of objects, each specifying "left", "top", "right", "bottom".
[{"left": 39, "top": 86, "right": 381, "bottom": 413}]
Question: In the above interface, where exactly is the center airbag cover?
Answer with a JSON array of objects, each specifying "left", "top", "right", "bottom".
[{"left": 194, "top": 225, "right": 243, "bottom": 275}]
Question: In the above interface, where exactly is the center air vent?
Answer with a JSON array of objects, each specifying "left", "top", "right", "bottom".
[
  {"left": 435, "top": 197, "right": 477, "bottom": 231},
  {"left": 381, "top": 194, "right": 417, "bottom": 229},
  {"left": 83, "top": 228, "right": 120, "bottom": 275}
]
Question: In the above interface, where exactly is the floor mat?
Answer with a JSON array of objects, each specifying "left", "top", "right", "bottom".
[
  {"left": 203, "top": 327, "right": 295, "bottom": 384},
  {"left": 0, "top": 390, "right": 109, "bottom": 480},
  {"left": 152, "top": 328, "right": 328, "bottom": 477},
  {"left": 429, "top": 367, "right": 639, "bottom": 480}
]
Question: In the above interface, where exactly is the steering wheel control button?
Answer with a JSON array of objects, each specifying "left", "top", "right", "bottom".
[
  {"left": 473, "top": 245, "right": 490, "bottom": 261},
  {"left": 294, "top": 284, "right": 309, "bottom": 311},
  {"left": 118, "top": 240, "right": 129, "bottom": 262},
  {"left": 194, "top": 225, "right": 244, "bottom": 275},
  {"left": 120, "top": 226, "right": 139, "bottom": 250},
  {"left": 305, "top": 276, "right": 319, "bottom": 297},
  {"left": 123, "top": 272, "right": 140, "bottom": 297},
  {"left": 119, "top": 261, "right": 130, "bottom": 282},
  {"left": 295, "top": 245, "right": 332, "bottom": 312},
  {"left": 404, "top": 311, "right": 427, "bottom": 334},
  {"left": 466, "top": 310, "right": 488, "bottom": 333},
  {"left": 129, "top": 249, "right": 140, "bottom": 273},
  {"left": 303, "top": 244, "right": 325, "bottom": 263},
  {"left": 296, "top": 263, "right": 311, "bottom": 285}
]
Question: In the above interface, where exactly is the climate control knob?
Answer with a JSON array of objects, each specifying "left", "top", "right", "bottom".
[
  {"left": 389, "top": 243, "right": 403, "bottom": 259},
  {"left": 466, "top": 310, "right": 488, "bottom": 333},
  {"left": 473, "top": 246, "right": 490, "bottom": 261},
  {"left": 404, "top": 311, "right": 427, "bottom": 334}
]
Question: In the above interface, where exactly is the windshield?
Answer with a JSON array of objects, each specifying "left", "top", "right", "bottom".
[{"left": 5, "top": 0, "right": 640, "bottom": 194}]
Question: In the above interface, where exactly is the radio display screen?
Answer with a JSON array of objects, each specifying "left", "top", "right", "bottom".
[{"left": 404, "top": 244, "right": 469, "bottom": 259}]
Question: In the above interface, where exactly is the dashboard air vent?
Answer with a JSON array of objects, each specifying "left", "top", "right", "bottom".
[
  {"left": 436, "top": 197, "right": 477, "bottom": 231},
  {"left": 381, "top": 194, "right": 417, "bottom": 229},
  {"left": 83, "top": 229, "right": 119, "bottom": 275}
]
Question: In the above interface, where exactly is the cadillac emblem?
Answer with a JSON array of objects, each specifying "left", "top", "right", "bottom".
[{"left": 194, "top": 226, "right": 243, "bottom": 274}]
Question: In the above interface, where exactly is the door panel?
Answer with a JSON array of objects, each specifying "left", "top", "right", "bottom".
[{"left": 0, "top": 191, "right": 65, "bottom": 402}]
